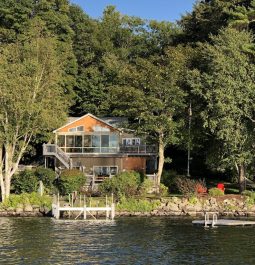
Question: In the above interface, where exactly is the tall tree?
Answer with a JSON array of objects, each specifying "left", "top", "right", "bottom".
[
  {"left": 0, "top": 0, "right": 77, "bottom": 99},
  {"left": 0, "top": 23, "right": 68, "bottom": 201},
  {"left": 188, "top": 27, "right": 255, "bottom": 192},
  {"left": 109, "top": 46, "right": 191, "bottom": 186}
]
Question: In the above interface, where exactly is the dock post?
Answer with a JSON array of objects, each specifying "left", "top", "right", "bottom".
[
  {"left": 56, "top": 193, "right": 60, "bottom": 219},
  {"left": 84, "top": 204, "right": 87, "bottom": 220},
  {"left": 204, "top": 213, "right": 209, "bottom": 227},
  {"left": 106, "top": 195, "right": 109, "bottom": 220},
  {"left": 111, "top": 203, "right": 115, "bottom": 220}
]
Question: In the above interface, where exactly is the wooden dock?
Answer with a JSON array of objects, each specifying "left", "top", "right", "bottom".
[
  {"left": 193, "top": 212, "right": 255, "bottom": 227},
  {"left": 52, "top": 194, "right": 115, "bottom": 220}
]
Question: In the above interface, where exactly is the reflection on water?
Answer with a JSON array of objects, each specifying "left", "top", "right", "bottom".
[{"left": 0, "top": 217, "right": 255, "bottom": 264}]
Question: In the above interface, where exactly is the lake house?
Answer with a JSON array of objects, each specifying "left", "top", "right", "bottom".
[{"left": 43, "top": 113, "right": 157, "bottom": 186}]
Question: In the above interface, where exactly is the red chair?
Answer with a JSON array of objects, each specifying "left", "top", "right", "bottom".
[{"left": 217, "top": 183, "right": 225, "bottom": 192}]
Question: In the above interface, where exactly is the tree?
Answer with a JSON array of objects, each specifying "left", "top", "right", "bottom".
[
  {"left": 0, "top": 0, "right": 77, "bottom": 99},
  {"left": 0, "top": 23, "right": 68, "bottom": 201},
  {"left": 179, "top": 0, "right": 255, "bottom": 43},
  {"left": 110, "top": 46, "right": 191, "bottom": 186},
  {"left": 188, "top": 27, "right": 255, "bottom": 192}
]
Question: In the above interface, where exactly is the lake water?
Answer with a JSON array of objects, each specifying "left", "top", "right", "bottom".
[{"left": 0, "top": 217, "right": 255, "bottom": 264}]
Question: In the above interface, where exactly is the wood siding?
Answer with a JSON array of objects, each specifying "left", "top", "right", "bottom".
[{"left": 57, "top": 115, "right": 117, "bottom": 133}]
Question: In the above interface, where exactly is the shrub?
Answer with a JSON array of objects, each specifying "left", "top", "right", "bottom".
[
  {"left": 58, "top": 169, "right": 86, "bottom": 195},
  {"left": 34, "top": 167, "right": 56, "bottom": 193},
  {"left": 175, "top": 177, "right": 206, "bottom": 196},
  {"left": 1, "top": 192, "right": 52, "bottom": 209},
  {"left": 159, "top": 183, "right": 169, "bottom": 197},
  {"left": 117, "top": 196, "right": 160, "bottom": 212},
  {"left": 161, "top": 170, "right": 179, "bottom": 192},
  {"left": 12, "top": 170, "right": 38, "bottom": 194},
  {"left": 139, "top": 179, "right": 155, "bottom": 196},
  {"left": 99, "top": 171, "right": 141, "bottom": 198},
  {"left": 242, "top": 191, "right": 255, "bottom": 205},
  {"left": 208, "top": 188, "right": 224, "bottom": 196}
]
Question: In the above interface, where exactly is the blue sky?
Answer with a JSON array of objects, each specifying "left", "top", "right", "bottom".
[{"left": 70, "top": 0, "right": 196, "bottom": 22}]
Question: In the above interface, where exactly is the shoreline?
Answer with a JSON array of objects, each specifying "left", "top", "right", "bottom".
[{"left": 1, "top": 195, "right": 255, "bottom": 218}]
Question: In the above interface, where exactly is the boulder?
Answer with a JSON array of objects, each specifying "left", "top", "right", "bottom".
[{"left": 24, "top": 204, "right": 33, "bottom": 212}]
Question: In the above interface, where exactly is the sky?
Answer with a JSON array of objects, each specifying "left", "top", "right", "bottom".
[{"left": 70, "top": 0, "right": 197, "bottom": 22}]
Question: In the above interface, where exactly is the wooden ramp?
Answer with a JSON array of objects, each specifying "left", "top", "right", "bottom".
[{"left": 192, "top": 219, "right": 255, "bottom": 226}]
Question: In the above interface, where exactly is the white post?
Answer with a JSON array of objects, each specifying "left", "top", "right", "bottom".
[
  {"left": 84, "top": 204, "right": 87, "bottom": 220},
  {"left": 111, "top": 203, "right": 115, "bottom": 220}
]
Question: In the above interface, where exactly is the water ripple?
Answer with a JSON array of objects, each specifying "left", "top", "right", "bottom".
[{"left": 0, "top": 217, "right": 255, "bottom": 264}]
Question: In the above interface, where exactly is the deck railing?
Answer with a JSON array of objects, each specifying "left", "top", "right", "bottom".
[
  {"left": 43, "top": 144, "right": 157, "bottom": 155},
  {"left": 43, "top": 144, "right": 70, "bottom": 168}
]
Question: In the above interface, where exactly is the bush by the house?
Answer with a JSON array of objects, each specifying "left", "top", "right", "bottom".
[
  {"left": 34, "top": 167, "right": 56, "bottom": 193},
  {"left": 175, "top": 176, "right": 207, "bottom": 196},
  {"left": 12, "top": 168, "right": 57, "bottom": 195},
  {"left": 139, "top": 179, "right": 169, "bottom": 196},
  {"left": 99, "top": 171, "right": 141, "bottom": 198},
  {"left": 12, "top": 170, "right": 39, "bottom": 194},
  {"left": 57, "top": 169, "right": 86, "bottom": 195},
  {"left": 139, "top": 178, "right": 155, "bottom": 196},
  {"left": 208, "top": 187, "right": 224, "bottom": 196}
]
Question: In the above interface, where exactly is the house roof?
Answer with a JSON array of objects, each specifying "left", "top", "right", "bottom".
[{"left": 53, "top": 113, "right": 124, "bottom": 133}]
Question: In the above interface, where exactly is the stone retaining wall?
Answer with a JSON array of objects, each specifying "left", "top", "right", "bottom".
[
  {"left": 117, "top": 196, "right": 255, "bottom": 217},
  {"left": 0, "top": 205, "right": 51, "bottom": 217}
]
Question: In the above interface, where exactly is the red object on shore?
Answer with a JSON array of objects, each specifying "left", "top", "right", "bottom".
[{"left": 217, "top": 183, "right": 225, "bottom": 192}]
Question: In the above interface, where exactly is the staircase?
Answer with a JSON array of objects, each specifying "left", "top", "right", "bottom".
[{"left": 43, "top": 144, "right": 71, "bottom": 169}]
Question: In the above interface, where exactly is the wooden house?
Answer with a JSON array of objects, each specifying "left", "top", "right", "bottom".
[{"left": 43, "top": 113, "right": 157, "bottom": 186}]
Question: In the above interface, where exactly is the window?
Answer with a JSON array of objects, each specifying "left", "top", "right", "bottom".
[
  {"left": 83, "top": 135, "right": 91, "bottom": 147},
  {"left": 66, "top": 136, "right": 75, "bottom": 147},
  {"left": 123, "top": 138, "right": 140, "bottom": 146},
  {"left": 101, "top": 135, "right": 109, "bottom": 147},
  {"left": 58, "top": 135, "right": 65, "bottom": 147},
  {"left": 94, "top": 166, "right": 118, "bottom": 177},
  {"left": 92, "top": 135, "right": 100, "bottom": 147},
  {"left": 75, "top": 136, "right": 82, "bottom": 147},
  {"left": 110, "top": 134, "right": 118, "bottom": 147},
  {"left": 68, "top": 126, "right": 84, "bottom": 132}
]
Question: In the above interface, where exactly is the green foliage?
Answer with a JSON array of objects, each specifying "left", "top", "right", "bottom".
[
  {"left": 188, "top": 195, "right": 198, "bottom": 205},
  {"left": 189, "top": 27, "right": 255, "bottom": 191},
  {"left": 242, "top": 190, "right": 255, "bottom": 205},
  {"left": 1, "top": 192, "right": 52, "bottom": 209},
  {"left": 58, "top": 169, "right": 86, "bottom": 195},
  {"left": 117, "top": 196, "right": 160, "bottom": 213},
  {"left": 208, "top": 188, "right": 224, "bottom": 196},
  {"left": 161, "top": 170, "right": 181, "bottom": 193},
  {"left": 34, "top": 167, "right": 56, "bottom": 192},
  {"left": 12, "top": 170, "right": 38, "bottom": 194},
  {"left": 99, "top": 171, "right": 141, "bottom": 198},
  {"left": 139, "top": 179, "right": 155, "bottom": 196},
  {"left": 175, "top": 177, "right": 206, "bottom": 196},
  {"left": 159, "top": 184, "right": 169, "bottom": 197}
]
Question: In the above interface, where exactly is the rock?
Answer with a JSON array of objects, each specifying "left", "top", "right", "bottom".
[
  {"left": 16, "top": 208, "right": 23, "bottom": 214},
  {"left": 165, "top": 203, "right": 180, "bottom": 212},
  {"left": 24, "top": 205, "right": 33, "bottom": 212}
]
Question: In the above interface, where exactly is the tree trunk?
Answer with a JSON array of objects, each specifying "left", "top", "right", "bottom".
[
  {"left": 238, "top": 163, "right": 245, "bottom": 193},
  {"left": 157, "top": 134, "right": 165, "bottom": 187}
]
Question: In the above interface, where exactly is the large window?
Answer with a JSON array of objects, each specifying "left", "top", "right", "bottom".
[{"left": 57, "top": 134, "right": 119, "bottom": 153}]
